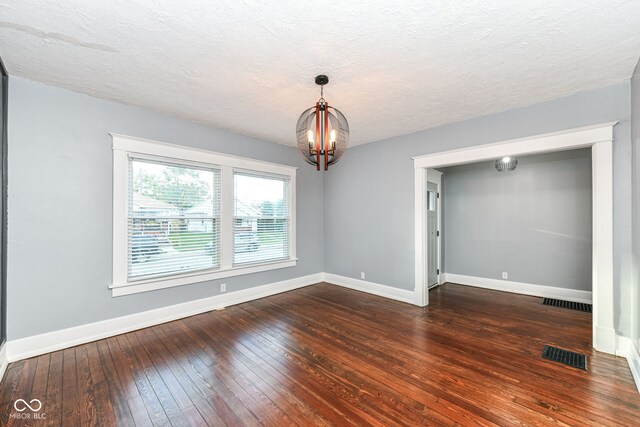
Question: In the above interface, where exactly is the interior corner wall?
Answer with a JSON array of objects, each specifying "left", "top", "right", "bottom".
[
  {"left": 441, "top": 149, "right": 592, "bottom": 291},
  {"left": 631, "top": 58, "right": 640, "bottom": 351},
  {"left": 323, "top": 81, "right": 634, "bottom": 338},
  {"left": 6, "top": 76, "right": 324, "bottom": 340}
]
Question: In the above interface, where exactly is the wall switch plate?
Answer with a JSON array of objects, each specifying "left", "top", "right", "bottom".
[
  {"left": 220, "top": 283, "right": 227, "bottom": 293},
  {"left": 502, "top": 272, "right": 508, "bottom": 279},
  {"left": 361, "top": 272, "right": 366, "bottom": 280}
]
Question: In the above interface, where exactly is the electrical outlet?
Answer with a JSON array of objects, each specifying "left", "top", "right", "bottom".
[
  {"left": 220, "top": 283, "right": 227, "bottom": 293},
  {"left": 502, "top": 272, "right": 508, "bottom": 280},
  {"left": 361, "top": 272, "right": 366, "bottom": 280}
]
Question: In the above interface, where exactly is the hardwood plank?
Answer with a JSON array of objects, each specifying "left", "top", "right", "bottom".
[
  {"left": 84, "top": 341, "right": 118, "bottom": 426},
  {"left": 153, "top": 323, "right": 248, "bottom": 426},
  {"left": 0, "top": 283, "right": 638, "bottom": 426},
  {"left": 173, "top": 320, "right": 218, "bottom": 366},
  {"left": 114, "top": 334, "right": 170, "bottom": 426},
  {"left": 183, "top": 314, "right": 330, "bottom": 426},
  {"left": 43, "top": 352, "right": 63, "bottom": 427},
  {"left": 185, "top": 314, "right": 324, "bottom": 424},
  {"left": 106, "top": 337, "right": 140, "bottom": 401},
  {"left": 130, "top": 329, "right": 194, "bottom": 411},
  {"left": 0, "top": 362, "right": 26, "bottom": 422},
  {"left": 180, "top": 405, "right": 208, "bottom": 426},
  {"left": 161, "top": 320, "right": 263, "bottom": 426},
  {"left": 85, "top": 341, "right": 106, "bottom": 384},
  {"left": 61, "top": 348, "right": 80, "bottom": 426},
  {"left": 21, "top": 353, "right": 51, "bottom": 426},
  {"left": 135, "top": 327, "right": 225, "bottom": 426},
  {"left": 29, "top": 354, "right": 50, "bottom": 403},
  {"left": 6, "top": 358, "right": 36, "bottom": 427},
  {"left": 92, "top": 381, "right": 117, "bottom": 427},
  {"left": 127, "top": 394, "right": 153, "bottom": 427},
  {"left": 183, "top": 314, "right": 312, "bottom": 426},
  {"left": 124, "top": 332, "right": 186, "bottom": 426},
  {"left": 75, "top": 346, "right": 98, "bottom": 427},
  {"left": 95, "top": 339, "right": 136, "bottom": 426}
]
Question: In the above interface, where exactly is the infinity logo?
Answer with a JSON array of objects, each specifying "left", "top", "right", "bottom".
[{"left": 14, "top": 399, "right": 42, "bottom": 412}]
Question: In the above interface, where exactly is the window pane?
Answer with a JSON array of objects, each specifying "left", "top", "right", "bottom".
[
  {"left": 427, "top": 191, "right": 436, "bottom": 211},
  {"left": 233, "top": 171, "right": 290, "bottom": 265},
  {"left": 128, "top": 158, "right": 221, "bottom": 279}
]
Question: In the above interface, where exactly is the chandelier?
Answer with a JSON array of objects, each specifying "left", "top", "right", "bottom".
[{"left": 296, "top": 75, "right": 349, "bottom": 170}]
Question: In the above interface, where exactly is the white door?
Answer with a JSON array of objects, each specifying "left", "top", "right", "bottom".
[{"left": 426, "top": 181, "right": 439, "bottom": 288}]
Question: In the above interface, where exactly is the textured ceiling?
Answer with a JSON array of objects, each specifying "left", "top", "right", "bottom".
[{"left": 1, "top": 1, "right": 640, "bottom": 147}]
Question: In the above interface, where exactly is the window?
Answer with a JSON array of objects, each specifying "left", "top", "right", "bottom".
[
  {"left": 112, "top": 134, "right": 296, "bottom": 296},
  {"left": 427, "top": 190, "right": 436, "bottom": 211},
  {"left": 233, "top": 171, "right": 291, "bottom": 265},
  {"left": 128, "top": 158, "right": 221, "bottom": 279}
]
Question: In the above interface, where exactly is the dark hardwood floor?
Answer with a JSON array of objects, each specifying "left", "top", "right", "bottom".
[{"left": 0, "top": 283, "right": 639, "bottom": 426}]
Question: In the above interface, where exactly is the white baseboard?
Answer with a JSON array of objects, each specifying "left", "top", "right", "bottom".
[
  {"left": 6, "top": 273, "right": 322, "bottom": 363},
  {"left": 442, "top": 273, "right": 592, "bottom": 304},
  {"left": 0, "top": 343, "right": 8, "bottom": 384},
  {"left": 617, "top": 336, "right": 640, "bottom": 393},
  {"left": 322, "top": 273, "right": 415, "bottom": 304}
]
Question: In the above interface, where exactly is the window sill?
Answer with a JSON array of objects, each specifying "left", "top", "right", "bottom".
[{"left": 110, "top": 258, "right": 298, "bottom": 297}]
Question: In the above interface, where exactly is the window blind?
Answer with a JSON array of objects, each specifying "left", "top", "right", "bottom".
[
  {"left": 233, "top": 170, "right": 291, "bottom": 265},
  {"left": 128, "top": 157, "right": 221, "bottom": 280}
]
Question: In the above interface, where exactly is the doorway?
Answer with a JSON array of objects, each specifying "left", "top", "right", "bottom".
[
  {"left": 413, "top": 122, "right": 617, "bottom": 354},
  {"left": 426, "top": 169, "right": 442, "bottom": 289}
]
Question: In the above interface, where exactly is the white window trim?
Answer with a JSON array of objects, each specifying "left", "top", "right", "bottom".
[{"left": 111, "top": 133, "right": 297, "bottom": 297}]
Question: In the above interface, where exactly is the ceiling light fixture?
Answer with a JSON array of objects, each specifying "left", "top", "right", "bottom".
[
  {"left": 296, "top": 75, "right": 349, "bottom": 171},
  {"left": 495, "top": 156, "right": 518, "bottom": 172}
]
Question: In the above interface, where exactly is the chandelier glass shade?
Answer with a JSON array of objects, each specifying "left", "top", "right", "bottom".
[{"left": 296, "top": 75, "right": 349, "bottom": 170}]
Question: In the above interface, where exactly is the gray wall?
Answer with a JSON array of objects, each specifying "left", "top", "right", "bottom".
[
  {"left": 7, "top": 77, "right": 324, "bottom": 340},
  {"left": 632, "top": 59, "right": 640, "bottom": 350},
  {"left": 442, "top": 150, "right": 592, "bottom": 291},
  {"left": 324, "top": 82, "right": 633, "bottom": 337},
  {"left": 6, "top": 75, "right": 638, "bottom": 342}
]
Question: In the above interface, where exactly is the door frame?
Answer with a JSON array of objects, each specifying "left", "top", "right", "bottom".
[
  {"left": 413, "top": 122, "right": 617, "bottom": 354},
  {"left": 426, "top": 169, "right": 442, "bottom": 289},
  {"left": 0, "top": 56, "right": 6, "bottom": 347}
]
